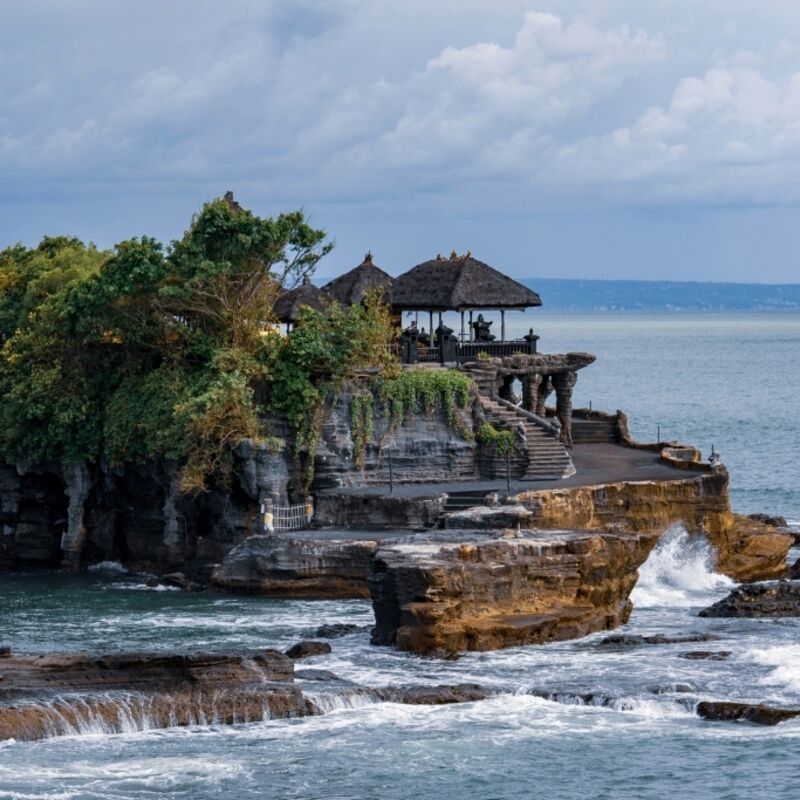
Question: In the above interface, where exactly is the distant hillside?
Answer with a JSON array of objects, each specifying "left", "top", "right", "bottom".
[{"left": 523, "top": 278, "right": 800, "bottom": 312}]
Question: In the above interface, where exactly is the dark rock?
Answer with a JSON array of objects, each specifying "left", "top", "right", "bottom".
[
  {"left": 679, "top": 651, "right": 732, "bottom": 661},
  {"left": 528, "top": 690, "right": 616, "bottom": 707},
  {"left": 285, "top": 641, "right": 332, "bottom": 659},
  {"left": 294, "top": 669, "right": 343, "bottom": 682},
  {"left": 375, "top": 683, "right": 492, "bottom": 705},
  {"left": 747, "top": 514, "right": 789, "bottom": 529},
  {"left": 699, "top": 582, "right": 800, "bottom": 618},
  {"left": 697, "top": 701, "right": 800, "bottom": 726},
  {"left": 0, "top": 646, "right": 11, "bottom": 658},
  {"left": 145, "top": 576, "right": 159, "bottom": 588},
  {"left": 789, "top": 558, "right": 800, "bottom": 579},
  {"left": 598, "top": 633, "right": 718, "bottom": 647},
  {"left": 211, "top": 535, "right": 377, "bottom": 599},
  {"left": 160, "top": 572, "right": 204, "bottom": 591},
  {"left": 314, "top": 623, "right": 369, "bottom": 639}
]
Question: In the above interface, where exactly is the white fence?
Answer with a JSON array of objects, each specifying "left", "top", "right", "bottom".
[{"left": 262, "top": 498, "right": 314, "bottom": 533}]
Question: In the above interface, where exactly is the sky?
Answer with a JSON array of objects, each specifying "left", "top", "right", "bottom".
[{"left": 2, "top": 0, "right": 800, "bottom": 283}]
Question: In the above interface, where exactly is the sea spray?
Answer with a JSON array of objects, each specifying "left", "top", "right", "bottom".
[
  {"left": 744, "top": 644, "right": 800, "bottom": 694},
  {"left": 631, "top": 524, "right": 734, "bottom": 608}
]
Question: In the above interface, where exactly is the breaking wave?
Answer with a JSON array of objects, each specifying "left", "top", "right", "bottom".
[
  {"left": 631, "top": 525, "right": 734, "bottom": 608},
  {"left": 745, "top": 644, "right": 800, "bottom": 694}
]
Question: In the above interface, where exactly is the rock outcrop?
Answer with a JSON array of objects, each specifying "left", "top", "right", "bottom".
[
  {"left": 369, "top": 529, "right": 659, "bottom": 656},
  {"left": 0, "top": 650, "right": 313, "bottom": 741},
  {"left": 512, "top": 469, "right": 793, "bottom": 582},
  {"left": 696, "top": 701, "right": 800, "bottom": 726},
  {"left": 210, "top": 534, "right": 379, "bottom": 598},
  {"left": 285, "top": 641, "right": 332, "bottom": 659},
  {"left": 699, "top": 581, "right": 800, "bottom": 617}
]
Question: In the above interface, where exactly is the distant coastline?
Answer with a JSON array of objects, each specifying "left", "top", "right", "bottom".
[{"left": 522, "top": 278, "right": 800, "bottom": 312}]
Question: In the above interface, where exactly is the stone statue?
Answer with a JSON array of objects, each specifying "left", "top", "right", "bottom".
[{"left": 473, "top": 314, "right": 495, "bottom": 342}]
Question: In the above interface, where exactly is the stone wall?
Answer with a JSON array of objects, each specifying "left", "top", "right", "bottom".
[{"left": 313, "top": 388, "right": 478, "bottom": 490}]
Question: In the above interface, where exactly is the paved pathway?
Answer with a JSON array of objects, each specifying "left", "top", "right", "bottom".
[{"left": 321, "top": 442, "right": 707, "bottom": 498}]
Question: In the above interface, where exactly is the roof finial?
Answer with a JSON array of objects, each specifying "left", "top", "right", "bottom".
[
  {"left": 450, "top": 249, "right": 458, "bottom": 260},
  {"left": 466, "top": 249, "right": 471, "bottom": 258},
  {"left": 436, "top": 253, "right": 443, "bottom": 261},
  {"left": 364, "top": 251, "right": 372, "bottom": 264},
  {"left": 223, "top": 190, "right": 242, "bottom": 211}
]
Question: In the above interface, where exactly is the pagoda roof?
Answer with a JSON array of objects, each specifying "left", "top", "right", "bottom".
[
  {"left": 322, "top": 252, "right": 394, "bottom": 306},
  {"left": 391, "top": 252, "right": 542, "bottom": 311},
  {"left": 273, "top": 277, "right": 326, "bottom": 323}
]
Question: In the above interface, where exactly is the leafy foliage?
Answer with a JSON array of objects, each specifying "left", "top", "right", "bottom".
[
  {"left": 476, "top": 422, "right": 516, "bottom": 457},
  {"left": 0, "top": 197, "right": 334, "bottom": 492}
]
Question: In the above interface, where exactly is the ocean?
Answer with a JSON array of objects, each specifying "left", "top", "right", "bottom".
[{"left": 1, "top": 312, "right": 799, "bottom": 799}]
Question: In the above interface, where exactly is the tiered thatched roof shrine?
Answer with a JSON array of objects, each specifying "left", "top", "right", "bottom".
[
  {"left": 322, "top": 252, "right": 394, "bottom": 306},
  {"left": 392, "top": 251, "right": 541, "bottom": 343},
  {"left": 273, "top": 276, "right": 325, "bottom": 328}
]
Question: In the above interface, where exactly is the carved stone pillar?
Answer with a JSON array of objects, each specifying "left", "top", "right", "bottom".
[
  {"left": 522, "top": 373, "right": 542, "bottom": 413},
  {"left": 535, "top": 375, "right": 553, "bottom": 417},
  {"left": 553, "top": 371, "right": 578, "bottom": 448}
]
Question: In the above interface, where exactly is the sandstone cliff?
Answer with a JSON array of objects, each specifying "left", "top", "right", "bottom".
[
  {"left": 369, "top": 529, "right": 659, "bottom": 656},
  {"left": 511, "top": 469, "right": 791, "bottom": 582}
]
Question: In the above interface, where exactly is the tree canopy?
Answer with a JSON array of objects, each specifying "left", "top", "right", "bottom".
[{"left": 0, "top": 196, "right": 395, "bottom": 492}]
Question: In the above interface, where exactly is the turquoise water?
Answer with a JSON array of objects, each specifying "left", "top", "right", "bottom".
[{"left": 1, "top": 313, "right": 799, "bottom": 799}]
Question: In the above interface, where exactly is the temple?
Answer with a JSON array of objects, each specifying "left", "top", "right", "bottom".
[{"left": 275, "top": 250, "right": 595, "bottom": 458}]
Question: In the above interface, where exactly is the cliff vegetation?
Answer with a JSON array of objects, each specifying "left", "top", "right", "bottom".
[{"left": 0, "top": 197, "right": 397, "bottom": 493}]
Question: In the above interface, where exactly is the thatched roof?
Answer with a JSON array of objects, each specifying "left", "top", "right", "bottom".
[
  {"left": 322, "top": 252, "right": 394, "bottom": 306},
  {"left": 391, "top": 252, "right": 542, "bottom": 311},
  {"left": 273, "top": 277, "right": 326, "bottom": 323}
]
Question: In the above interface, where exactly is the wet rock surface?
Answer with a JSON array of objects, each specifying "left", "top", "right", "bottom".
[
  {"left": 699, "top": 581, "right": 800, "bottom": 618},
  {"left": 679, "top": 651, "right": 732, "bottom": 660},
  {"left": 285, "top": 641, "right": 333, "bottom": 659},
  {"left": 314, "top": 623, "right": 370, "bottom": 639},
  {"left": 373, "top": 683, "right": 492, "bottom": 705},
  {"left": 211, "top": 534, "right": 379, "bottom": 598},
  {"left": 0, "top": 649, "right": 311, "bottom": 741},
  {"left": 598, "top": 633, "right": 718, "bottom": 647},
  {"left": 696, "top": 701, "right": 800, "bottom": 726},
  {"left": 370, "top": 528, "right": 659, "bottom": 656}
]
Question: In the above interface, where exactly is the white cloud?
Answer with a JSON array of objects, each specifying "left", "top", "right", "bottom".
[{"left": 2, "top": 1, "right": 800, "bottom": 208}]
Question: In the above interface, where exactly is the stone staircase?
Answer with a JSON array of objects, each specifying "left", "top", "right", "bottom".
[
  {"left": 480, "top": 397, "right": 574, "bottom": 481},
  {"left": 443, "top": 490, "right": 493, "bottom": 513},
  {"left": 571, "top": 417, "right": 619, "bottom": 444}
]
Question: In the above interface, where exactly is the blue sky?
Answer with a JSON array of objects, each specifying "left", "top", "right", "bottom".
[{"left": 2, "top": 0, "right": 800, "bottom": 282}]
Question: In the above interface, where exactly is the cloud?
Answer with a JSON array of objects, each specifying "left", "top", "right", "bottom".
[{"left": 2, "top": 0, "right": 800, "bottom": 211}]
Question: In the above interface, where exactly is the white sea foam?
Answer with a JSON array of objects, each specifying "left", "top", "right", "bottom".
[
  {"left": 631, "top": 524, "right": 734, "bottom": 608},
  {"left": 745, "top": 644, "right": 800, "bottom": 694},
  {"left": 87, "top": 561, "right": 128, "bottom": 574}
]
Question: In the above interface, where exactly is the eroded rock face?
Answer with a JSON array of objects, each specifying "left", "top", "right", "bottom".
[
  {"left": 699, "top": 581, "right": 800, "bottom": 618},
  {"left": 512, "top": 470, "right": 793, "bottom": 582},
  {"left": 211, "top": 534, "right": 379, "bottom": 598},
  {"left": 314, "top": 391, "right": 478, "bottom": 490},
  {"left": 369, "top": 529, "right": 659, "bottom": 656},
  {"left": 0, "top": 649, "right": 312, "bottom": 742}
]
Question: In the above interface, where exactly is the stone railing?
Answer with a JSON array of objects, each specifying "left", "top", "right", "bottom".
[{"left": 495, "top": 397, "right": 561, "bottom": 438}]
